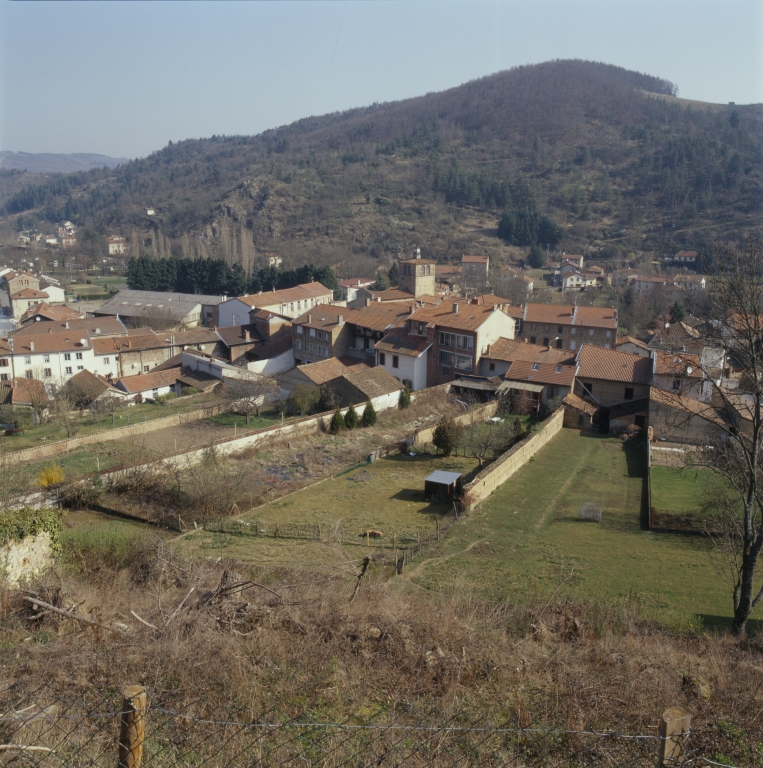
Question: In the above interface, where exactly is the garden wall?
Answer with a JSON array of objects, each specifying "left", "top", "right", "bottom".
[
  {"left": 415, "top": 401, "right": 499, "bottom": 445},
  {"left": 0, "top": 532, "right": 52, "bottom": 586},
  {"left": 6, "top": 401, "right": 228, "bottom": 465},
  {"left": 461, "top": 408, "right": 564, "bottom": 512}
]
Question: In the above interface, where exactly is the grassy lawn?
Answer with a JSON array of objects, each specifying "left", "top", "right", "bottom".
[
  {"left": 175, "top": 453, "right": 479, "bottom": 564},
  {"left": 409, "top": 429, "right": 735, "bottom": 627},
  {"left": 651, "top": 465, "right": 732, "bottom": 529},
  {"left": 1, "top": 393, "right": 221, "bottom": 452},
  {"left": 204, "top": 409, "right": 285, "bottom": 431}
]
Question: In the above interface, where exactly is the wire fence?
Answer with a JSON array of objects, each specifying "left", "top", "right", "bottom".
[{"left": 0, "top": 681, "right": 722, "bottom": 767}]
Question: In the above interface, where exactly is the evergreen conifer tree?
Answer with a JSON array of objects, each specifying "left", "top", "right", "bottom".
[
  {"left": 329, "top": 408, "right": 345, "bottom": 434},
  {"left": 362, "top": 400, "right": 377, "bottom": 427},
  {"left": 399, "top": 385, "right": 411, "bottom": 409},
  {"left": 344, "top": 403, "right": 359, "bottom": 429}
]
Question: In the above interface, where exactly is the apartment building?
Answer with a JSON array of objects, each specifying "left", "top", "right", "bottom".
[
  {"left": 218, "top": 282, "right": 333, "bottom": 326},
  {"left": 292, "top": 305, "right": 357, "bottom": 366},
  {"left": 519, "top": 304, "right": 618, "bottom": 351}
]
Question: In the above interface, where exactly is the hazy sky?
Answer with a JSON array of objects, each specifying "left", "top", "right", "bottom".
[{"left": 1, "top": 0, "right": 761, "bottom": 159}]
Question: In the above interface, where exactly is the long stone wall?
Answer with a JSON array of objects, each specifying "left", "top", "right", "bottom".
[
  {"left": 461, "top": 408, "right": 564, "bottom": 512},
  {"left": 6, "top": 401, "right": 228, "bottom": 465},
  {"left": 415, "top": 401, "right": 499, "bottom": 445}
]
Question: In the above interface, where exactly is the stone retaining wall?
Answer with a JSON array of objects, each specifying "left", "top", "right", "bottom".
[{"left": 461, "top": 408, "right": 564, "bottom": 512}]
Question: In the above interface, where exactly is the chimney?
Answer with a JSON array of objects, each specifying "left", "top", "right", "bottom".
[
  {"left": 29, "top": 340, "right": 34, "bottom": 352},
  {"left": 365, "top": 299, "right": 371, "bottom": 307},
  {"left": 307, "top": 314, "right": 312, "bottom": 323},
  {"left": 338, "top": 314, "right": 343, "bottom": 323},
  {"left": 95, "top": 328, "right": 100, "bottom": 334},
  {"left": 65, "top": 321, "right": 69, "bottom": 329},
  {"left": 452, "top": 303, "right": 459, "bottom": 314},
  {"left": 376, "top": 296, "right": 381, "bottom": 302},
  {"left": 245, "top": 330, "right": 250, "bottom": 341}
]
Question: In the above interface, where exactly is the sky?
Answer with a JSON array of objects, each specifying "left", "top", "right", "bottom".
[{"left": 1, "top": 0, "right": 761, "bottom": 160}]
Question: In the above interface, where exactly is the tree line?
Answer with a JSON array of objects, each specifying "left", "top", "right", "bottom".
[{"left": 126, "top": 256, "right": 339, "bottom": 297}]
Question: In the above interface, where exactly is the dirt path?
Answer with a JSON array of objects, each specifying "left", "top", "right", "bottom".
[
  {"left": 533, "top": 440, "right": 594, "bottom": 529},
  {"left": 402, "top": 538, "right": 488, "bottom": 581}
]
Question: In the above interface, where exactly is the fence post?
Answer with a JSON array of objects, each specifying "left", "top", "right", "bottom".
[
  {"left": 118, "top": 685, "right": 146, "bottom": 768},
  {"left": 657, "top": 707, "right": 691, "bottom": 766}
]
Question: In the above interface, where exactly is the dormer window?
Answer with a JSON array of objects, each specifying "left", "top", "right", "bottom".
[{"left": 532, "top": 363, "right": 540, "bottom": 370}]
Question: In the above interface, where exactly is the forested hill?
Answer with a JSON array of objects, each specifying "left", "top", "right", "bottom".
[{"left": 4, "top": 60, "right": 761, "bottom": 274}]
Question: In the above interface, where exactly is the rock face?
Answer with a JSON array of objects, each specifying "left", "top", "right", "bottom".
[{"left": 0, "top": 531, "right": 53, "bottom": 586}]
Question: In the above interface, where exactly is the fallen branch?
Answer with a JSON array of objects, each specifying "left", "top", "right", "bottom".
[
  {"left": 130, "top": 610, "right": 159, "bottom": 631},
  {"left": 349, "top": 557, "right": 371, "bottom": 604},
  {"left": 0, "top": 745, "right": 54, "bottom": 753},
  {"left": 166, "top": 587, "right": 195, "bottom": 625},
  {"left": 23, "top": 597, "right": 100, "bottom": 628}
]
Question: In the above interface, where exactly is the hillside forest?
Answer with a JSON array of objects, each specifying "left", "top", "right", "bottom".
[{"left": 1, "top": 60, "right": 761, "bottom": 283}]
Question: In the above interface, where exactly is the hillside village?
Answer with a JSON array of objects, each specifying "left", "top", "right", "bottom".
[{"left": 0, "top": 245, "right": 737, "bottom": 446}]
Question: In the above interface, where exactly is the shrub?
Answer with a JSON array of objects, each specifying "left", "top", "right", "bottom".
[
  {"left": 362, "top": 400, "right": 377, "bottom": 427},
  {"left": 433, "top": 416, "right": 462, "bottom": 457},
  {"left": 329, "top": 408, "right": 345, "bottom": 434},
  {"left": 38, "top": 463, "right": 65, "bottom": 488},
  {"left": 399, "top": 385, "right": 412, "bottom": 409},
  {"left": 59, "top": 476, "right": 103, "bottom": 509},
  {"left": 344, "top": 403, "right": 359, "bottom": 429},
  {"left": 155, "top": 392, "right": 177, "bottom": 404},
  {"left": 60, "top": 524, "right": 147, "bottom": 572},
  {"left": 180, "top": 386, "right": 200, "bottom": 397},
  {"left": 0, "top": 507, "right": 64, "bottom": 553}
]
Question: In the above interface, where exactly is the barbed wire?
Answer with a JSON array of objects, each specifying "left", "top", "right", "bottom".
[{"left": 0, "top": 682, "right": 741, "bottom": 768}]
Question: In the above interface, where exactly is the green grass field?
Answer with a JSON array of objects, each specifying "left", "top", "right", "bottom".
[
  {"left": 409, "top": 429, "right": 736, "bottom": 627},
  {"left": 650, "top": 465, "right": 731, "bottom": 528},
  {"left": 175, "top": 453, "right": 479, "bottom": 564},
  {"left": 0, "top": 393, "right": 220, "bottom": 453}
]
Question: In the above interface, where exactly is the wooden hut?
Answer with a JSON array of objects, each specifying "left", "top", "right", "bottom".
[{"left": 424, "top": 470, "right": 463, "bottom": 503}]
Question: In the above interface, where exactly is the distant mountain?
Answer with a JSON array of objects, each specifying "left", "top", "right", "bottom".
[
  {"left": 0, "top": 151, "right": 129, "bottom": 173},
  {"left": 2, "top": 60, "right": 761, "bottom": 275}
]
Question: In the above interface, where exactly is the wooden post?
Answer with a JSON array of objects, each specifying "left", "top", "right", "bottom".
[
  {"left": 436, "top": 519, "right": 440, "bottom": 541},
  {"left": 366, "top": 530, "right": 370, "bottom": 547},
  {"left": 392, "top": 532, "right": 396, "bottom": 553},
  {"left": 658, "top": 707, "right": 691, "bottom": 766},
  {"left": 118, "top": 686, "right": 146, "bottom": 768}
]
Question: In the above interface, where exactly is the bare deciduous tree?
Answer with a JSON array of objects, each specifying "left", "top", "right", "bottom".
[
  {"left": 662, "top": 237, "right": 763, "bottom": 635},
  {"left": 220, "top": 372, "right": 280, "bottom": 424}
]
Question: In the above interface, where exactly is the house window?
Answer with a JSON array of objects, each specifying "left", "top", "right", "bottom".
[
  {"left": 296, "top": 340, "right": 302, "bottom": 350},
  {"left": 65, "top": 367, "right": 72, "bottom": 375},
  {"left": 439, "top": 350, "right": 453, "bottom": 366},
  {"left": 76, "top": 352, "right": 83, "bottom": 360},
  {"left": 439, "top": 332, "right": 454, "bottom": 347},
  {"left": 309, "top": 328, "right": 316, "bottom": 337},
  {"left": 548, "top": 386, "right": 559, "bottom": 398},
  {"left": 557, "top": 327, "right": 563, "bottom": 333},
  {"left": 556, "top": 339, "right": 563, "bottom": 349},
  {"left": 672, "top": 378, "right": 681, "bottom": 391},
  {"left": 25, "top": 370, "right": 32, "bottom": 379},
  {"left": 392, "top": 355, "right": 399, "bottom": 369},
  {"left": 589, "top": 329, "right": 594, "bottom": 336},
  {"left": 571, "top": 328, "right": 576, "bottom": 335},
  {"left": 570, "top": 341, "right": 576, "bottom": 351},
  {"left": 296, "top": 325, "right": 303, "bottom": 334},
  {"left": 308, "top": 343, "right": 314, "bottom": 353},
  {"left": 544, "top": 325, "right": 549, "bottom": 332},
  {"left": 0, "top": 359, "right": 7, "bottom": 367},
  {"left": 152, "top": 389, "right": 159, "bottom": 398},
  {"left": 606, "top": 331, "right": 611, "bottom": 338},
  {"left": 635, "top": 415, "right": 646, "bottom": 428},
  {"left": 104, "top": 357, "right": 110, "bottom": 365},
  {"left": 455, "top": 355, "right": 473, "bottom": 371},
  {"left": 531, "top": 324, "right": 536, "bottom": 331},
  {"left": 582, "top": 382, "right": 593, "bottom": 396},
  {"left": 543, "top": 338, "right": 549, "bottom": 346},
  {"left": 455, "top": 334, "right": 474, "bottom": 351},
  {"left": 489, "top": 362, "right": 495, "bottom": 372},
  {"left": 43, "top": 355, "right": 50, "bottom": 363},
  {"left": 530, "top": 337, "right": 536, "bottom": 345},
  {"left": 24, "top": 356, "right": 31, "bottom": 364},
  {"left": 0, "top": 374, "right": 7, "bottom": 382},
  {"left": 379, "top": 352, "right": 386, "bottom": 365},
  {"left": 77, "top": 365, "right": 84, "bottom": 371},
  {"left": 44, "top": 368, "right": 52, "bottom": 378},
  {"left": 64, "top": 353, "right": 71, "bottom": 361},
  {"left": 624, "top": 388, "right": 634, "bottom": 400},
  {"left": 144, "top": 366, "right": 149, "bottom": 372}
]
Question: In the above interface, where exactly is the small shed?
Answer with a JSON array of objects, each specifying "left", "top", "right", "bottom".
[{"left": 424, "top": 470, "right": 463, "bottom": 503}]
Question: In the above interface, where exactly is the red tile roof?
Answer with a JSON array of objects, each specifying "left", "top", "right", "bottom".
[
  {"left": 653, "top": 350, "right": 703, "bottom": 378},
  {"left": 524, "top": 303, "right": 618, "bottom": 330},
  {"left": 375, "top": 329, "right": 431, "bottom": 357},
  {"left": 576, "top": 345, "right": 652, "bottom": 385},
  {"left": 409, "top": 300, "right": 507, "bottom": 332},
  {"left": 351, "top": 302, "right": 415, "bottom": 332},
  {"left": 296, "top": 358, "right": 369, "bottom": 385},
  {"left": 485, "top": 338, "right": 574, "bottom": 364},
  {"left": 504, "top": 359, "right": 577, "bottom": 387},
  {"left": 117, "top": 368, "right": 180, "bottom": 394},
  {"left": 293, "top": 305, "right": 357, "bottom": 330}
]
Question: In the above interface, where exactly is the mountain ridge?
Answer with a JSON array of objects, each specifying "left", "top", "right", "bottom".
[{"left": 3, "top": 60, "right": 761, "bottom": 275}]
